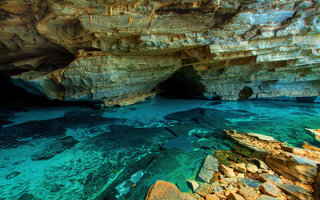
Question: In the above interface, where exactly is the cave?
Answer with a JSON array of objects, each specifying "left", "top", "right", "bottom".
[
  {"left": 156, "top": 66, "right": 206, "bottom": 99},
  {"left": 238, "top": 86, "right": 253, "bottom": 100}
]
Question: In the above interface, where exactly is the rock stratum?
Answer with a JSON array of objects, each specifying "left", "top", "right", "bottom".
[{"left": 1, "top": 0, "right": 320, "bottom": 106}]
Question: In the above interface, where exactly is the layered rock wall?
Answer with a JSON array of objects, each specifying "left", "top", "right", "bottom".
[{"left": 1, "top": 0, "right": 320, "bottom": 105}]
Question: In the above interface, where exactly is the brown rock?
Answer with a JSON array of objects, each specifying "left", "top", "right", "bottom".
[
  {"left": 145, "top": 180, "right": 184, "bottom": 200},
  {"left": 315, "top": 170, "right": 320, "bottom": 200},
  {"left": 277, "top": 183, "right": 312, "bottom": 200},
  {"left": 227, "top": 192, "right": 245, "bottom": 200},
  {"left": 195, "top": 183, "right": 213, "bottom": 197},
  {"left": 182, "top": 192, "right": 200, "bottom": 200},
  {"left": 238, "top": 186, "right": 260, "bottom": 200},
  {"left": 257, "top": 195, "right": 280, "bottom": 200},
  {"left": 232, "top": 163, "right": 246, "bottom": 173},
  {"left": 302, "top": 142, "right": 320, "bottom": 152},
  {"left": 205, "top": 194, "right": 220, "bottom": 200},
  {"left": 219, "top": 165, "right": 236, "bottom": 178},
  {"left": 246, "top": 164, "right": 258, "bottom": 173},
  {"left": 259, "top": 182, "right": 282, "bottom": 197},
  {"left": 215, "top": 191, "right": 227, "bottom": 199}
]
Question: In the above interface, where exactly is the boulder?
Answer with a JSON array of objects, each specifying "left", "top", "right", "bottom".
[
  {"left": 198, "top": 155, "right": 219, "bottom": 183},
  {"left": 145, "top": 180, "right": 184, "bottom": 200}
]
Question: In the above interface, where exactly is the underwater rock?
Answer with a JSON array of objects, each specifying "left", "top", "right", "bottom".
[
  {"left": 31, "top": 136, "right": 78, "bottom": 160},
  {"left": 145, "top": 180, "right": 184, "bottom": 200},
  {"left": 5, "top": 171, "right": 21, "bottom": 180},
  {"left": 161, "top": 137, "right": 194, "bottom": 152},
  {"left": 0, "top": 136, "right": 27, "bottom": 149},
  {"left": 18, "top": 193, "right": 37, "bottom": 200}
]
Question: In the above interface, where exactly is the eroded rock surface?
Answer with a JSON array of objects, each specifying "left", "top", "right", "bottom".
[{"left": 1, "top": 0, "right": 320, "bottom": 105}]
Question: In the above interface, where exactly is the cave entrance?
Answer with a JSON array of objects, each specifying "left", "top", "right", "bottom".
[{"left": 157, "top": 66, "right": 205, "bottom": 99}]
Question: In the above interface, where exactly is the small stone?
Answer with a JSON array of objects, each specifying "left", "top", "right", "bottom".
[
  {"left": 195, "top": 183, "right": 213, "bottom": 197},
  {"left": 257, "top": 195, "right": 280, "bottom": 200},
  {"left": 258, "top": 173, "right": 282, "bottom": 184},
  {"left": 233, "top": 163, "right": 246, "bottom": 173},
  {"left": 224, "top": 177, "right": 238, "bottom": 183},
  {"left": 182, "top": 192, "right": 199, "bottom": 200},
  {"left": 238, "top": 186, "right": 260, "bottom": 200},
  {"left": 211, "top": 181, "right": 221, "bottom": 189},
  {"left": 259, "top": 182, "right": 282, "bottom": 197},
  {"left": 219, "top": 165, "right": 236, "bottom": 177},
  {"left": 237, "top": 173, "right": 245, "bottom": 179},
  {"left": 246, "top": 164, "right": 258, "bottom": 173},
  {"left": 187, "top": 180, "right": 199, "bottom": 193},
  {"left": 227, "top": 192, "right": 245, "bottom": 200},
  {"left": 206, "top": 194, "right": 220, "bottom": 200}
]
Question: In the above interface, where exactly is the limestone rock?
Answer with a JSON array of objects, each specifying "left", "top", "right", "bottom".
[
  {"left": 302, "top": 142, "right": 320, "bottom": 152},
  {"left": 227, "top": 192, "right": 245, "bottom": 200},
  {"left": 219, "top": 165, "right": 236, "bottom": 178},
  {"left": 198, "top": 155, "right": 219, "bottom": 183},
  {"left": 187, "top": 180, "right": 199, "bottom": 193},
  {"left": 1, "top": 0, "right": 320, "bottom": 105},
  {"left": 246, "top": 164, "right": 258, "bottom": 174},
  {"left": 232, "top": 163, "right": 246, "bottom": 173},
  {"left": 238, "top": 186, "right": 260, "bottom": 200},
  {"left": 145, "top": 180, "right": 184, "bottom": 200},
  {"left": 259, "top": 182, "right": 282, "bottom": 197},
  {"left": 277, "top": 183, "right": 312, "bottom": 200}
]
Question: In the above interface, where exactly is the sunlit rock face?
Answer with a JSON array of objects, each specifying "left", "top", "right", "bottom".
[{"left": 1, "top": 0, "right": 320, "bottom": 105}]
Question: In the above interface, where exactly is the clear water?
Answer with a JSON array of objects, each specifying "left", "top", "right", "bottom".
[{"left": 0, "top": 98, "right": 319, "bottom": 200}]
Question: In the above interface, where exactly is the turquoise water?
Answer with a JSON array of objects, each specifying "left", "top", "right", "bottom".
[{"left": 0, "top": 98, "right": 319, "bottom": 199}]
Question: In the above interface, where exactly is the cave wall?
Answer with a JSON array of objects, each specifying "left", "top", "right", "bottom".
[{"left": 1, "top": 0, "right": 320, "bottom": 106}]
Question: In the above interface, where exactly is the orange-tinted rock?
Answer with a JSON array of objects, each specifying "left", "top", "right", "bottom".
[
  {"left": 146, "top": 180, "right": 184, "bottom": 200},
  {"left": 227, "top": 192, "right": 245, "bottom": 200},
  {"left": 205, "top": 194, "right": 220, "bottom": 200},
  {"left": 302, "top": 142, "right": 320, "bottom": 152},
  {"left": 219, "top": 165, "right": 236, "bottom": 178},
  {"left": 238, "top": 186, "right": 260, "bottom": 200}
]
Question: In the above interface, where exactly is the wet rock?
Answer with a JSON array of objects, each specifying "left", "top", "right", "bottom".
[
  {"left": 302, "top": 142, "right": 320, "bottom": 152},
  {"left": 18, "top": 193, "right": 37, "bottom": 200},
  {"left": 31, "top": 136, "right": 78, "bottom": 160},
  {"left": 5, "top": 171, "right": 21, "bottom": 180},
  {"left": 145, "top": 180, "right": 184, "bottom": 200},
  {"left": 305, "top": 128, "right": 320, "bottom": 141},
  {"left": 232, "top": 163, "right": 246, "bottom": 173},
  {"left": 198, "top": 155, "right": 219, "bottom": 183},
  {"left": 219, "top": 165, "right": 236, "bottom": 178},
  {"left": 186, "top": 180, "right": 199, "bottom": 193},
  {"left": 277, "top": 183, "right": 312, "bottom": 200},
  {"left": 0, "top": 136, "right": 27, "bottom": 149},
  {"left": 238, "top": 186, "right": 260, "bottom": 200},
  {"left": 259, "top": 182, "right": 282, "bottom": 197},
  {"left": 161, "top": 137, "right": 194, "bottom": 152},
  {"left": 246, "top": 164, "right": 258, "bottom": 174},
  {"left": 227, "top": 192, "right": 245, "bottom": 200}
]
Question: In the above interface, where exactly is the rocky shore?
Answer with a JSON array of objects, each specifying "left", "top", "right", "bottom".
[{"left": 146, "top": 129, "right": 320, "bottom": 200}]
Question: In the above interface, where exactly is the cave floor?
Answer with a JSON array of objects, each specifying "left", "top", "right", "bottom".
[{"left": 0, "top": 97, "right": 320, "bottom": 200}]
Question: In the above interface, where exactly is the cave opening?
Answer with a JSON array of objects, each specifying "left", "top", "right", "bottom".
[
  {"left": 0, "top": 74, "right": 95, "bottom": 108},
  {"left": 156, "top": 66, "right": 206, "bottom": 99},
  {"left": 238, "top": 86, "right": 253, "bottom": 100}
]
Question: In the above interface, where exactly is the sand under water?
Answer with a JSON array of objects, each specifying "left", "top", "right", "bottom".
[{"left": 0, "top": 97, "right": 319, "bottom": 200}]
